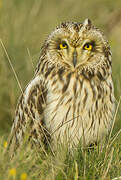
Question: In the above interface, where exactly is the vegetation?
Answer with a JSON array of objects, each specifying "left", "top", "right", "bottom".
[{"left": 0, "top": 0, "right": 120, "bottom": 179}]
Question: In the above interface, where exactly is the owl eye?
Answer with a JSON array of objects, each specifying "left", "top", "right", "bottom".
[
  {"left": 83, "top": 43, "right": 93, "bottom": 51},
  {"left": 59, "top": 42, "right": 68, "bottom": 49}
]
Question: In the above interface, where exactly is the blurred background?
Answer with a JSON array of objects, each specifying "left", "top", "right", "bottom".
[{"left": 0, "top": 0, "right": 121, "bottom": 136}]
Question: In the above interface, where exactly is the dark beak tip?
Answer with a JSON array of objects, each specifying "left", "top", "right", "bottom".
[
  {"left": 73, "top": 55, "right": 77, "bottom": 68},
  {"left": 73, "top": 59, "right": 77, "bottom": 67},
  {"left": 72, "top": 50, "right": 77, "bottom": 68}
]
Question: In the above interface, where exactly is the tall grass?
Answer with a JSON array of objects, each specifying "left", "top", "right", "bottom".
[{"left": 0, "top": 0, "right": 121, "bottom": 179}]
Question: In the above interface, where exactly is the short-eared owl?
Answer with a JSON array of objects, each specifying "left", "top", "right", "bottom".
[{"left": 8, "top": 19, "right": 115, "bottom": 151}]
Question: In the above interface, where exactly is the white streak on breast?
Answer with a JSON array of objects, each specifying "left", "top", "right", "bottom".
[{"left": 24, "top": 76, "right": 41, "bottom": 104}]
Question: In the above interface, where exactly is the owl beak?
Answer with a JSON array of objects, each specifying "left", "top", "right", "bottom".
[{"left": 73, "top": 50, "right": 77, "bottom": 68}]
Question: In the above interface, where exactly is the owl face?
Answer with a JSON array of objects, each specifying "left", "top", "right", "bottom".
[{"left": 45, "top": 19, "right": 111, "bottom": 73}]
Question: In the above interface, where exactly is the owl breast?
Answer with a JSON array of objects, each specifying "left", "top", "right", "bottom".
[{"left": 44, "top": 71, "right": 115, "bottom": 147}]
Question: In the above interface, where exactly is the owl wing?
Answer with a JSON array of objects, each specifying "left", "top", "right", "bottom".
[{"left": 7, "top": 74, "right": 48, "bottom": 154}]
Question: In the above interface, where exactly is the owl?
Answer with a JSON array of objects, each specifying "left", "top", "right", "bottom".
[{"left": 8, "top": 19, "right": 115, "bottom": 153}]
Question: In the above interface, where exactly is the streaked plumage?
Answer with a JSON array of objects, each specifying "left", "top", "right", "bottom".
[{"left": 8, "top": 19, "right": 115, "bottom": 152}]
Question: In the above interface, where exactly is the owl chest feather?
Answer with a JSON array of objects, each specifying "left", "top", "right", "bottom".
[{"left": 44, "top": 73, "right": 115, "bottom": 146}]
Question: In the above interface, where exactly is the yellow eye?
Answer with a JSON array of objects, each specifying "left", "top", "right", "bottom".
[
  {"left": 84, "top": 43, "right": 93, "bottom": 51},
  {"left": 59, "top": 42, "right": 68, "bottom": 49}
]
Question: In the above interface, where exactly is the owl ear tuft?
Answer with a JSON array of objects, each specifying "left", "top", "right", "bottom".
[{"left": 83, "top": 18, "right": 92, "bottom": 27}]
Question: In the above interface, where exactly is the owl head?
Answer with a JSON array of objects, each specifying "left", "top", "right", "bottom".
[{"left": 40, "top": 19, "right": 112, "bottom": 78}]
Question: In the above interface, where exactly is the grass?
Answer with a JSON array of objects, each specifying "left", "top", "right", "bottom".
[
  {"left": 0, "top": 133, "right": 121, "bottom": 179},
  {"left": 0, "top": 0, "right": 121, "bottom": 179}
]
